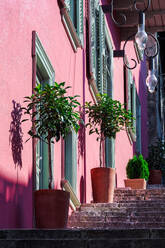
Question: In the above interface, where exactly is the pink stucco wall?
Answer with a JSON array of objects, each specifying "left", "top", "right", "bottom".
[{"left": 0, "top": 0, "right": 148, "bottom": 228}]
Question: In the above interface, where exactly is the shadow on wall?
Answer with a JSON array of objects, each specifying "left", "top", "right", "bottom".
[
  {"left": 9, "top": 100, "right": 23, "bottom": 169},
  {"left": 78, "top": 110, "right": 85, "bottom": 164},
  {"left": 0, "top": 100, "right": 33, "bottom": 228},
  {"left": 0, "top": 173, "right": 33, "bottom": 228}
]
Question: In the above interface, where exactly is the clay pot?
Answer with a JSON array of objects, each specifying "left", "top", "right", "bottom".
[
  {"left": 148, "top": 170, "right": 162, "bottom": 184},
  {"left": 124, "top": 178, "right": 146, "bottom": 189},
  {"left": 34, "top": 189, "right": 70, "bottom": 229},
  {"left": 91, "top": 167, "right": 115, "bottom": 203}
]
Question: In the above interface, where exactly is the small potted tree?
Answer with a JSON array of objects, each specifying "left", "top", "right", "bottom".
[
  {"left": 22, "top": 82, "right": 80, "bottom": 228},
  {"left": 125, "top": 154, "right": 149, "bottom": 189},
  {"left": 85, "top": 94, "right": 134, "bottom": 203},
  {"left": 147, "top": 139, "right": 165, "bottom": 184}
]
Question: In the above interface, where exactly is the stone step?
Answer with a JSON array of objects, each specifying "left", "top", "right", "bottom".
[
  {"left": 69, "top": 221, "right": 165, "bottom": 229},
  {"left": 69, "top": 214, "right": 165, "bottom": 226},
  {"left": 1, "top": 229, "right": 165, "bottom": 240},
  {"left": 114, "top": 188, "right": 165, "bottom": 202},
  {"left": 79, "top": 201, "right": 165, "bottom": 211},
  {"left": 2, "top": 238, "right": 164, "bottom": 248},
  {"left": 1, "top": 229, "right": 165, "bottom": 248},
  {"left": 70, "top": 210, "right": 165, "bottom": 219}
]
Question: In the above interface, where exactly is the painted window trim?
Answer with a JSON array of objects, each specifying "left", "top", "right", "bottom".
[
  {"left": 61, "top": 179, "right": 81, "bottom": 211},
  {"left": 64, "top": 130, "right": 78, "bottom": 194},
  {"left": 60, "top": 3, "right": 82, "bottom": 52},
  {"left": 124, "top": 65, "right": 136, "bottom": 143},
  {"left": 89, "top": 76, "right": 99, "bottom": 102},
  {"left": 35, "top": 33, "right": 55, "bottom": 189},
  {"left": 105, "top": 22, "right": 114, "bottom": 97},
  {"left": 136, "top": 92, "right": 142, "bottom": 154},
  {"left": 104, "top": 23, "right": 115, "bottom": 169},
  {"left": 35, "top": 34, "right": 55, "bottom": 83}
]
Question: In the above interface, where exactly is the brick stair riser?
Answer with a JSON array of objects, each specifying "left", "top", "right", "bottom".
[
  {"left": 69, "top": 210, "right": 165, "bottom": 220},
  {"left": 68, "top": 221, "right": 165, "bottom": 229},
  {"left": 69, "top": 215, "right": 165, "bottom": 224},
  {"left": 114, "top": 197, "right": 165, "bottom": 202},
  {"left": 79, "top": 202, "right": 165, "bottom": 211}
]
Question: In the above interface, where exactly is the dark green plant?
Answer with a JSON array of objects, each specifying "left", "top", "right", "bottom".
[
  {"left": 85, "top": 93, "right": 134, "bottom": 167},
  {"left": 147, "top": 139, "right": 165, "bottom": 171},
  {"left": 22, "top": 82, "right": 80, "bottom": 189},
  {"left": 126, "top": 154, "right": 149, "bottom": 180}
]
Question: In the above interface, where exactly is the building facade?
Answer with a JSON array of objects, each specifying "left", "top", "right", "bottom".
[{"left": 0, "top": 0, "right": 150, "bottom": 228}]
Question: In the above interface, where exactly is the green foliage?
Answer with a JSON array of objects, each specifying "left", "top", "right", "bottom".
[
  {"left": 22, "top": 82, "right": 81, "bottom": 189},
  {"left": 85, "top": 94, "right": 134, "bottom": 141},
  {"left": 85, "top": 93, "right": 134, "bottom": 167},
  {"left": 126, "top": 154, "right": 149, "bottom": 180},
  {"left": 22, "top": 82, "right": 81, "bottom": 143},
  {"left": 146, "top": 139, "right": 165, "bottom": 171}
]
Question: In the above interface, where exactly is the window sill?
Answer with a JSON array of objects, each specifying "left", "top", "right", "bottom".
[
  {"left": 60, "top": 7, "right": 82, "bottom": 52},
  {"left": 127, "top": 127, "right": 136, "bottom": 144},
  {"left": 89, "top": 75, "right": 99, "bottom": 103}
]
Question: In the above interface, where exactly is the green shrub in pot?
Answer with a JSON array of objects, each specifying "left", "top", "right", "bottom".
[{"left": 126, "top": 154, "right": 149, "bottom": 181}]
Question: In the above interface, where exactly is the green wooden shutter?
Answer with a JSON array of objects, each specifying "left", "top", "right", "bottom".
[
  {"left": 105, "top": 137, "right": 115, "bottom": 168},
  {"left": 136, "top": 93, "right": 141, "bottom": 154},
  {"left": 89, "top": 0, "right": 97, "bottom": 80},
  {"left": 77, "top": 0, "right": 83, "bottom": 44},
  {"left": 132, "top": 80, "right": 136, "bottom": 134},
  {"left": 65, "top": 131, "right": 77, "bottom": 193},
  {"left": 103, "top": 54, "right": 107, "bottom": 94},
  {"left": 127, "top": 69, "right": 132, "bottom": 111},
  {"left": 97, "top": 6, "right": 105, "bottom": 93}
]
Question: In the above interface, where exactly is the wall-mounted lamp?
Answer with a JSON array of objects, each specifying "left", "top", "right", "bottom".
[
  {"left": 102, "top": 0, "right": 159, "bottom": 93},
  {"left": 146, "top": 57, "right": 158, "bottom": 93},
  {"left": 102, "top": 0, "right": 159, "bottom": 70},
  {"left": 135, "top": 11, "right": 148, "bottom": 52}
]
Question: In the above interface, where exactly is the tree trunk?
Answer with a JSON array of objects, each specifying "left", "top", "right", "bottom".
[
  {"left": 48, "top": 134, "right": 53, "bottom": 189},
  {"left": 99, "top": 138, "right": 102, "bottom": 167}
]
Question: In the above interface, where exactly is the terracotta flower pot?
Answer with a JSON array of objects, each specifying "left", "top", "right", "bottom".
[
  {"left": 91, "top": 167, "right": 115, "bottom": 203},
  {"left": 124, "top": 178, "right": 146, "bottom": 189},
  {"left": 148, "top": 170, "right": 162, "bottom": 184},
  {"left": 34, "top": 189, "right": 70, "bottom": 229}
]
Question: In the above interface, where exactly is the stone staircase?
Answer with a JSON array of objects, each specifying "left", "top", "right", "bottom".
[
  {"left": 1, "top": 229, "right": 165, "bottom": 248},
  {"left": 68, "top": 187, "right": 165, "bottom": 229},
  {"left": 2, "top": 187, "right": 165, "bottom": 248}
]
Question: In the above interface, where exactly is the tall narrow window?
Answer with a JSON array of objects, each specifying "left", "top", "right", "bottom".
[
  {"left": 34, "top": 33, "right": 55, "bottom": 190},
  {"left": 64, "top": 130, "right": 77, "bottom": 193},
  {"left": 61, "top": 0, "right": 83, "bottom": 51},
  {"left": 136, "top": 93, "right": 142, "bottom": 154},
  {"left": 104, "top": 28, "right": 115, "bottom": 168},
  {"left": 124, "top": 67, "right": 137, "bottom": 142}
]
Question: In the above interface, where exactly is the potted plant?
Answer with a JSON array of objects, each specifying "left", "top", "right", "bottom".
[
  {"left": 125, "top": 154, "right": 149, "bottom": 189},
  {"left": 85, "top": 94, "right": 134, "bottom": 203},
  {"left": 147, "top": 139, "right": 165, "bottom": 184},
  {"left": 22, "top": 82, "right": 80, "bottom": 228}
]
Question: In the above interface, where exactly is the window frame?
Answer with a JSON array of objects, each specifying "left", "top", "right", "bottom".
[
  {"left": 60, "top": 0, "right": 83, "bottom": 52},
  {"left": 35, "top": 33, "right": 55, "bottom": 190},
  {"left": 64, "top": 130, "right": 78, "bottom": 194},
  {"left": 124, "top": 66, "right": 137, "bottom": 143}
]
